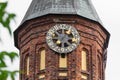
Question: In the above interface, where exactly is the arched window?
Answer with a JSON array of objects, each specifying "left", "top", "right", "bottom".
[
  {"left": 40, "top": 50, "right": 46, "bottom": 70},
  {"left": 59, "top": 54, "right": 68, "bottom": 77},
  {"left": 81, "top": 50, "right": 87, "bottom": 71},
  {"left": 25, "top": 54, "right": 29, "bottom": 76},
  {"left": 26, "top": 57, "right": 29, "bottom": 75},
  {"left": 39, "top": 49, "right": 46, "bottom": 79},
  {"left": 81, "top": 49, "right": 89, "bottom": 80}
]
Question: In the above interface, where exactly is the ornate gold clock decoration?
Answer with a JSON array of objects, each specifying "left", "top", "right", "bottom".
[{"left": 46, "top": 24, "right": 80, "bottom": 53}]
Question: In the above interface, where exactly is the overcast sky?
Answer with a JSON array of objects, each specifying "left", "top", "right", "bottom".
[{"left": 0, "top": 0, "right": 120, "bottom": 80}]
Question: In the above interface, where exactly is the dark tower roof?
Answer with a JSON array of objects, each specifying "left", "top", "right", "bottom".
[{"left": 21, "top": 0, "right": 102, "bottom": 25}]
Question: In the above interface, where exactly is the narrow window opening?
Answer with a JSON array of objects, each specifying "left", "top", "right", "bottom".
[
  {"left": 82, "top": 50, "right": 87, "bottom": 71},
  {"left": 40, "top": 50, "right": 45, "bottom": 70},
  {"left": 25, "top": 55, "right": 29, "bottom": 76},
  {"left": 59, "top": 54, "right": 67, "bottom": 68},
  {"left": 81, "top": 49, "right": 89, "bottom": 80}
]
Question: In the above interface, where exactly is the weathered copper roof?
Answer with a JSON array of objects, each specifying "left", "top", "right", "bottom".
[{"left": 21, "top": 0, "right": 102, "bottom": 24}]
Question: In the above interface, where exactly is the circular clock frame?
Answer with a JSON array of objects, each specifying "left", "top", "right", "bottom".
[{"left": 46, "top": 24, "right": 80, "bottom": 53}]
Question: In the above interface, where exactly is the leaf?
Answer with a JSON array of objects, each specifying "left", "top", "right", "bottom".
[
  {"left": 0, "top": 2, "right": 7, "bottom": 23},
  {"left": 0, "top": 59, "right": 7, "bottom": 68},
  {"left": 0, "top": 51, "right": 8, "bottom": 59},
  {"left": 0, "top": 2, "right": 16, "bottom": 36},
  {"left": 4, "top": 13, "right": 16, "bottom": 34},
  {"left": 0, "top": 2, "right": 7, "bottom": 11},
  {"left": 0, "top": 11, "right": 5, "bottom": 22},
  {"left": 10, "top": 71, "right": 19, "bottom": 80},
  {"left": 0, "top": 70, "right": 19, "bottom": 80},
  {"left": 9, "top": 14, "right": 16, "bottom": 19},
  {"left": 8, "top": 52, "right": 19, "bottom": 62},
  {"left": 0, "top": 70, "right": 9, "bottom": 80},
  {"left": 0, "top": 51, "right": 18, "bottom": 63}
]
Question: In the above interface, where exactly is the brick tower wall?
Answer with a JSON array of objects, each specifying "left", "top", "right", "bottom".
[{"left": 17, "top": 15, "right": 107, "bottom": 80}]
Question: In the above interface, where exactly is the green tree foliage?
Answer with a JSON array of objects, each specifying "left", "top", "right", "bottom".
[
  {"left": 0, "top": 2, "right": 16, "bottom": 35},
  {"left": 0, "top": 51, "right": 19, "bottom": 80},
  {"left": 0, "top": 2, "right": 19, "bottom": 80}
]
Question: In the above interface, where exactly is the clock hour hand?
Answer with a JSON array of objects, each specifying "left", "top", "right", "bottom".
[{"left": 55, "top": 31, "right": 60, "bottom": 36}]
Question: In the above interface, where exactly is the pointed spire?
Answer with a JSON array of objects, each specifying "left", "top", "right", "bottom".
[{"left": 21, "top": 0, "right": 102, "bottom": 25}]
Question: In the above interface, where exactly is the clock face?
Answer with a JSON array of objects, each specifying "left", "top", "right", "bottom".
[{"left": 46, "top": 24, "right": 80, "bottom": 53}]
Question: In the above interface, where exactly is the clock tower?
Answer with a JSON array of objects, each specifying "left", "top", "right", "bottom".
[{"left": 14, "top": 0, "right": 110, "bottom": 80}]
